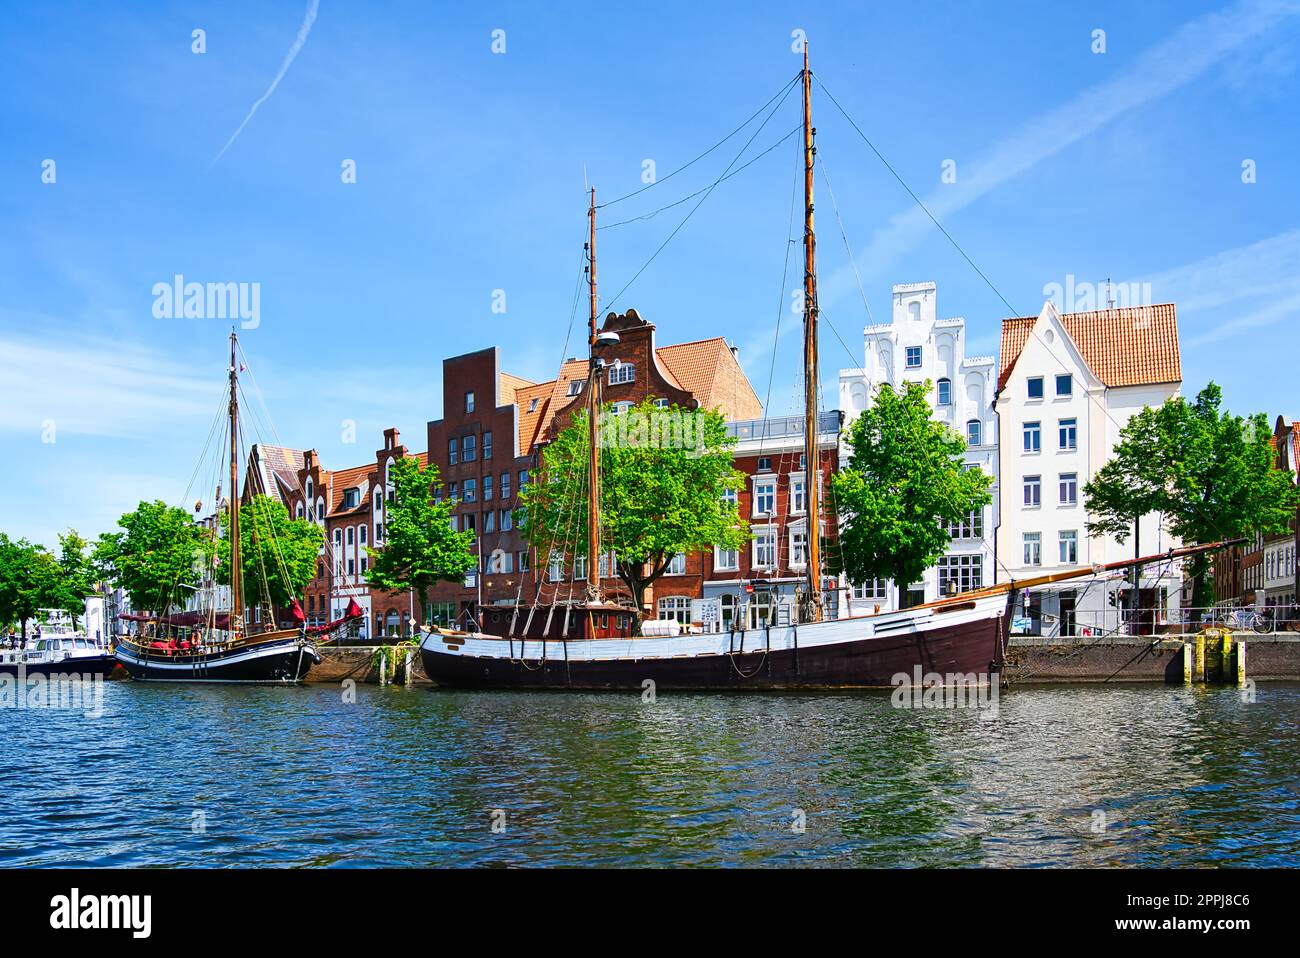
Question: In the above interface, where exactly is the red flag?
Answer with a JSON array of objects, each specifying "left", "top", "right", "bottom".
[
  {"left": 290, "top": 599, "right": 306, "bottom": 623},
  {"left": 345, "top": 598, "right": 363, "bottom": 619}
]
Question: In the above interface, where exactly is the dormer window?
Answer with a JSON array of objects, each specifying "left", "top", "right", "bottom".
[
  {"left": 343, "top": 488, "right": 359, "bottom": 510},
  {"left": 609, "top": 362, "right": 635, "bottom": 386},
  {"left": 567, "top": 380, "right": 584, "bottom": 397},
  {"left": 528, "top": 398, "right": 540, "bottom": 413}
]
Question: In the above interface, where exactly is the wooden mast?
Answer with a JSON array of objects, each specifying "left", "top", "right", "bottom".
[
  {"left": 586, "top": 188, "right": 602, "bottom": 602},
  {"left": 801, "top": 46, "right": 823, "bottom": 622},
  {"left": 228, "top": 329, "right": 242, "bottom": 634}
]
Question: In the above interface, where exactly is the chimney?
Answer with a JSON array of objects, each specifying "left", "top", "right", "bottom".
[
  {"left": 729, "top": 342, "right": 740, "bottom": 362},
  {"left": 384, "top": 427, "right": 399, "bottom": 450}
]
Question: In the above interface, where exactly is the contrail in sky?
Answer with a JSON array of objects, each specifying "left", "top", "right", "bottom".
[{"left": 209, "top": 0, "right": 321, "bottom": 170}]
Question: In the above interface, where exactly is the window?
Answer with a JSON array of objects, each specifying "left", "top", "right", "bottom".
[
  {"left": 296, "top": 504, "right": 304, "bottom": 519},
  {"left": 360, "top": 526, "right": 367, "bottom": 545},
  {"left": 937, "top": 554, "right": 983, "bottom": 595},
  {"left": 449, "top": 482, "right": 458, "bottom": 500},
  {"left": 360, "top": 557, "right": 368, "bottom": 575},
  {"left": 1024, "top": 421, "right": 1041, "bottom": 453},
  {"left": 500, "top": 508, "right": 513, "bottom": 531},
  {"left": 611, "top": 401, "right": 633, "bottom": 416},
  {"left": 374, "top": 490, "right": 383, "bottom": 512},
  {"left": 484, "top": 510, "right": 496, "bottom": 533},
  {"left": 757, "top": 456, "right": 772, "bottom": 472},
  {"left": 333, "top": 529, "right": 342, "bottom": 548},
  {"left": 483, "top": 474, "right": 494, "bottom": 500},
  {"left": 658, "top": 596, "right": 691, "bottom": 624},
  {"left": 343, "top": 488, "right": 359, "bottom": 509},
  {"left": 946, "top": 510, "right": 983, "bottom": 539},
  {"left": 317, "top": 502, "right": 325, "bottom": 521},
  {"left": 721, "top": 487, "right": 738, "bottom": 509},
  {"left": 462, "top": 434, "right": 476, "bottom": 461},
  {"left": 1024, "top": 475, "right": 1041, "bottom": 507},
  {"left": 966, "top": 420, "right": 982, "bottom": 446},
  {"left": 1059, "top": 530, "right": 1078, "bottom": 564},
  {"left": 667, "top": 553, "right": 686, "bottom": 575},
  {"left": 1023, "top": 532, "right": 1042, "bottom": 566},
  {"left": 566, "top": 380, "right": 583, "bottom": 397},
  {"left": 346, "top": 527, "right": 354, "bottom": 546},
  {"left": 347, "top": 559, "right": 355, "bottom": 576},
  {"left": 791, "top": 477, "right": 807, "bottom": 514},
  {"left": 528, "top": 398, "right": 539, "bottom": 413},
  {"left": 1027, "top": 377, "right": 1044, "bottom": 400},
  {"left": 754, "top": 478, "right": 776, "bottom": 517},
  {"left": 852, "top": 579, "right": 888, "bottom": 601},
  {"left": 905, "top": 346, "right": 922, "bottom": 368},
  {"left": 753, "top": 527, "right": 777, "bottom": 568},
  {"left": 937, "top": 378, "right": 951, "bottom": 405},
  {"left": 1059, "top": 418, "right": 1077, "bottom": 450},
  {"left": 483, "top": 431, "right": 493, "bottom": 459},
  {"left": 519, "top": 550, "right": 530, "bottom": 572},
  {"left": 463, "top": 513, "right": 476, "bottom": 532},
  {"left": 500, "top": 472, "right": 511, "bottom": 498},
  {"left": 609, "top": 362, "right": 635, "bottom": 385},
  {"left": 1056, "top": 374, "right": 1072, "bottom": 397},
  {"left": 464, "top": 479, "right": 476, "bottom": 502},
  {"left": 465, "top": 391, "right": 475, "bottom": 413},
  {"left": 654, "top": 398, "right": 670, "bottom": 409},
  {"left": 519, "top": 469, "right": 529, "bottom": 489},
  {"left": 790, "top": 528, "right": 808, "bottom": 568},
  {"left": 548, "top": 551, "right": 564, "bottom": 582},
  {"left": 448, "top": 438, "right": 458, "bottom": 465},
  {"left": 1059, "top": 472, "right": 1078, "bottom": 505},
  {"left": 715, "top": 547, "right": 739, "bottom": 571}
]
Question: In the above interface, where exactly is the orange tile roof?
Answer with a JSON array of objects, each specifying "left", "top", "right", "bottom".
[
  {"left": 498, "top": 372, "right": 534, "bottom": 408},
  {"left": 998, "top": 304, "right": 1181, "bottom": 392},
  {"left": 1292, "top": 427, "right": 1300, "bottom": 480},
  {"left": 248, "top": 444, "right": 306, "bottom": 503}
]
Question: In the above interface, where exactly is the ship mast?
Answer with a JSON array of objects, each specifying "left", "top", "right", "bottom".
[
  {"left": 801, "top": 46, "right": 823, "bottom": 622},
  {"left": 585, "top": 188, "right": 602, "bottom": 603},
  {"left": 228, "top": 330, "right": 242, "bottom": 634}
]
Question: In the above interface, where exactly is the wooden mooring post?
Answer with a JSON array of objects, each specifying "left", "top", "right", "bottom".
[{"left": 1186, "top": 630, "right": 1246, "bottom": 686}]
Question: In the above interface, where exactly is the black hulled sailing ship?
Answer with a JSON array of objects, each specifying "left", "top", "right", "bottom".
[
  {"left": 420, "top": 50, "right": 1233, "bottom": 691},
  {"left": 115, "top": 333, "right": 360, "bottom": 683}
]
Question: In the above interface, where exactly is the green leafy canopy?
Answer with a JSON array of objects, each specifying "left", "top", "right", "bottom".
[{"left": 830, "top": 381, "right": 991, "bottom": 605}]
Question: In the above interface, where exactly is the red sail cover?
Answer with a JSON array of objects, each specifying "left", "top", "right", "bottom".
[
  {"left": 118, "top": 611, "right": 235, "bottom": 630},
  {"left": 291, "top": 599, "right": 306, "bottom": 623},
  {"left": 305, "top": 597, "right": 365, "bottom": 636}
]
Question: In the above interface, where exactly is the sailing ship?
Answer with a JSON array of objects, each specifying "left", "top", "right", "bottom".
[
  {"left": 420, "top": 51, "right": 1233, "bottom": 690},
  {"left": 114, "top": 333, "right": 361, "bottom": 683}
]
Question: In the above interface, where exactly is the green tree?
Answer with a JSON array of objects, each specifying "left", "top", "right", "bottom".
[
  {"left": 830, "top": 381, "right": 992, "bottom": 608},
  {"left": 1085, "top": 383, "right": 1299, "bottom": 609},
  {"left": 53, "top": 529, "right": 97, "bottom": 627},
  {"left": 0, "top": 535, "right": 62, "bottom": 638},
  {"left": 520, "top": 400, "right": 748, "bottom": 621},
  {"left": 217, "top": 494, "right": 324, "bottom": 610},
  {"left": 366, "top": 456, "right": 476, "bottom": 624},
  {"left": 92, "top": 500, "right": 206, "bottom": 615}
]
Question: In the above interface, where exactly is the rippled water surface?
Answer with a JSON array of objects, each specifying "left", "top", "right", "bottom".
[{"left": 3, "top": 681, "right": 1299, "bottom": 867}]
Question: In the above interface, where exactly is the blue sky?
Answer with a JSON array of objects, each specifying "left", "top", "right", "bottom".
[{"left": 2, "top": 0, "right": 1298, "bottom": 549}]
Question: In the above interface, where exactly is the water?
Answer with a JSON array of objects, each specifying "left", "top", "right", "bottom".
[{"left": 3, "top": 681, "right": 1299, "bottom": 867}]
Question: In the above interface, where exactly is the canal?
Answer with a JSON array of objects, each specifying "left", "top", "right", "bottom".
[{"left": 3, "top": 682, "right": 1298, "bottom": 867}]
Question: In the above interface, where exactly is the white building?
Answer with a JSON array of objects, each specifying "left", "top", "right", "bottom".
[
  {"left": 993, "top": 302, "right": 1183, "bottom": 635},
  {"left": 838, "top": 282, "right": 999, "bottom": 609}
]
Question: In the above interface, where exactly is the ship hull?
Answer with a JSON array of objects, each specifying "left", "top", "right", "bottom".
[
  {"left": 115, "top": 635, "right": 320, "bottom": 683},
  {"left": 421, "top": 593, "right": 1012, "bottom": 691}
]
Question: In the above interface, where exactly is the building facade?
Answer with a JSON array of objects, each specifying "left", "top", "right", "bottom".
[
  {"left": 837, "top": 281, "right": 999, "bottom": 609},
  {"left": 993, "top": 302, "right": 1183, "bottom": 636}
]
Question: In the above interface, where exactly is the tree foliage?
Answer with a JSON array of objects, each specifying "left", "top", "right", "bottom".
[
  {"left": 0, "top": 535, "right": 62, "bottom": 636},
  {"left": 830, "top": 381, "right": 992, "bottom": 606},
  {"left": 217, "top": 494, "right": 324, "bottom": 609},
  {"left": 519, "top": 400, "right": 748, "bottom": 619},
  {"left": 366, "top": 455, "right": 476, "bottom": 621},
  {"left": 1084, "top": 383, "right": 1300, "bottom": 607},
  {"left": 91, "top": 500, "right": 206, "bottom": 615}
]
